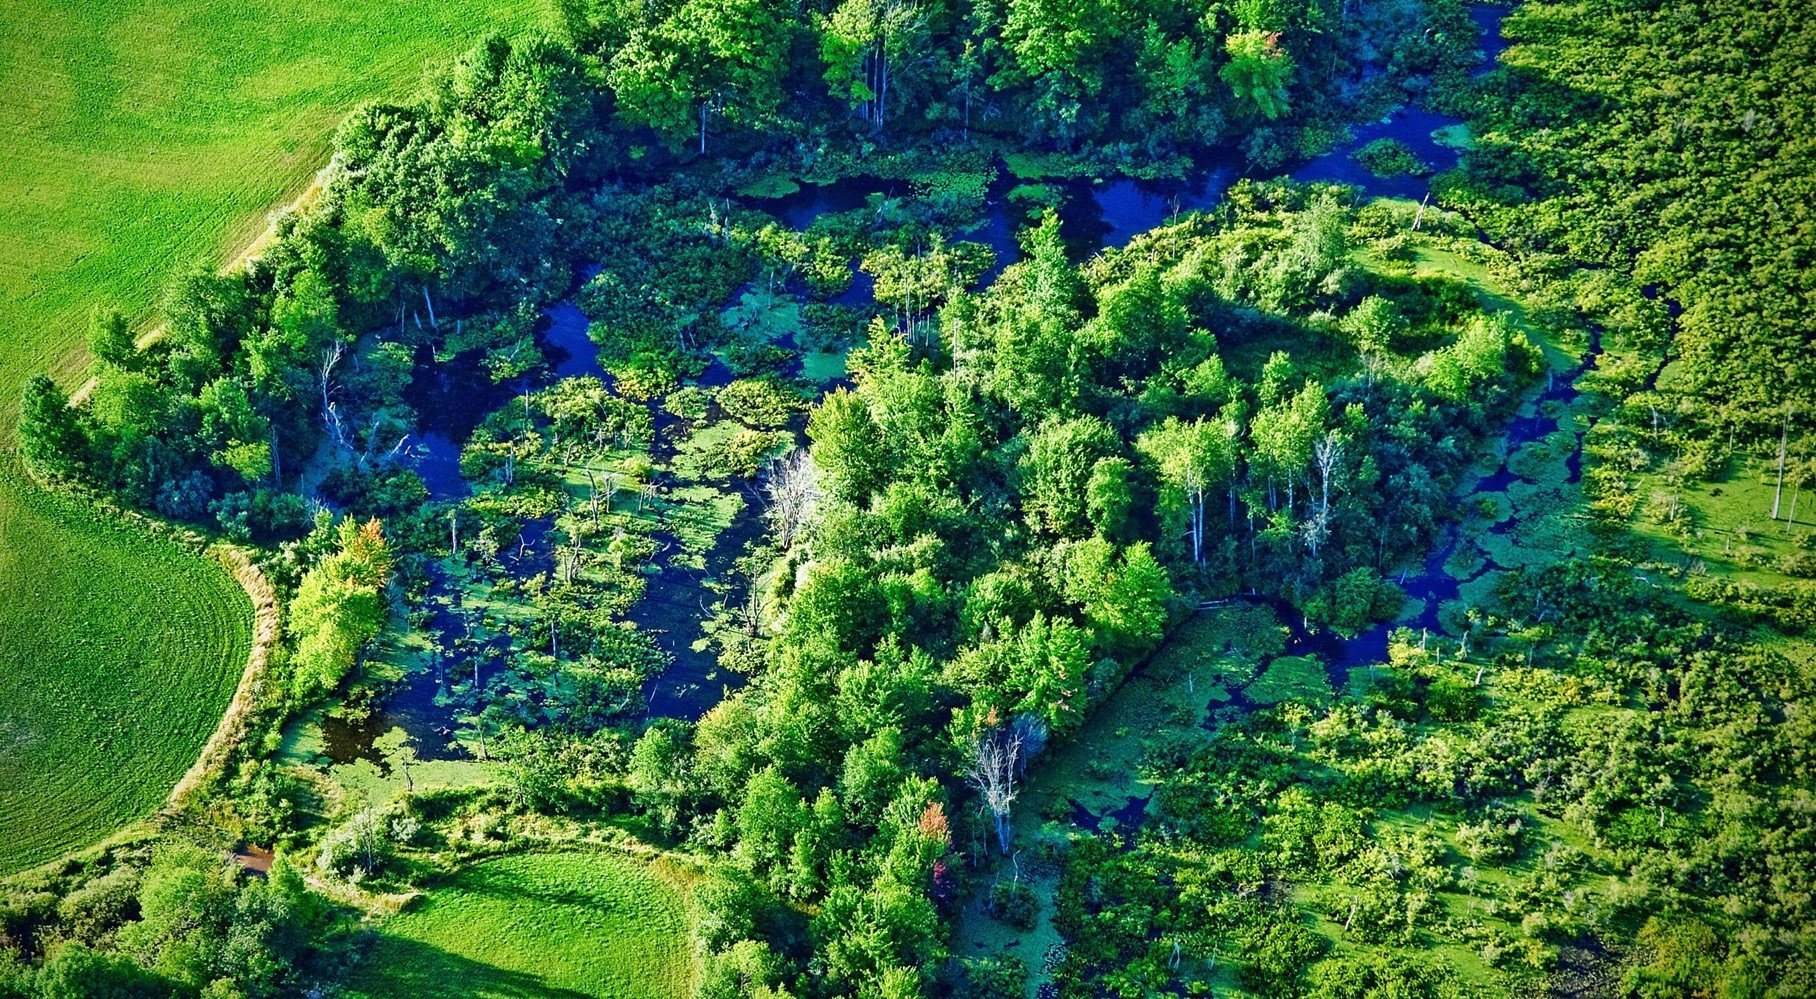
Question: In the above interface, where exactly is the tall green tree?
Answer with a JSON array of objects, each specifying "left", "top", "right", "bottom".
[
  {"left": 286, "top": 518, "right": 392, "bottom": 701},
  {"left": 1139, "top": 415, "right": 1238, "bottom": 564},
  {"left": 1220, "top": 30, "right": 1294, "bottom": 120},
  {"left": 612, "top": 0, "right": 790, "bottom": 152},
  {"left": 19, "top": 374, "right": 87, "bottom": 474},
  {"left": 821, "top": 0, "right": 927, "bottom": 131}
]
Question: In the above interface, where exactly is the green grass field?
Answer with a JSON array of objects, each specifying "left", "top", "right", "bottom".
[
  {"left": 0, "top": 0, "right": 541, "bottom": 873},
  {"left": 348, "top": 851, "right": 698, "bottom": 999},
  {"left": 0, "top": 462, "right": 251, "bottom": 873},
  {"left": 0, "top": 0, "right": 543, "bottom": 418}
]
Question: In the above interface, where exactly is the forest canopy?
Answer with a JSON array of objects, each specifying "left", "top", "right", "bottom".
[{"left": 6, "top": 0, "right": 1814, "bottom": 996}]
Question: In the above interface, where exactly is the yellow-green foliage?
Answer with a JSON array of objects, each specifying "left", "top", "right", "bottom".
[
  {"left": 347, "top": 851, "right": 696, "bottom": 999},
  {"left": 0, "top": 461, "right": 250, "bottom": 874},
  {"left": 287, "top": 519, "right": 392, "bottom": 700}
]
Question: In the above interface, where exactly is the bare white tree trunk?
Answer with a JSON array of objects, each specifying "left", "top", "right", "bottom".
[
  {"left": 765, "top": 449, "right": 823, "bottom": 548},
  {"left": 1774, "top": 404, "right": 1793, "bottom": 519},
  {"left": 966, "top": 718, "right": 1042, "bottom": 853}
]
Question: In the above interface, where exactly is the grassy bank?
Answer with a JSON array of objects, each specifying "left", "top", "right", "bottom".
[{"left": 346, "top": 850, "right": 698, "bottom": 999}]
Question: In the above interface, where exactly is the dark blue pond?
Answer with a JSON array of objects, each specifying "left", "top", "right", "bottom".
[
  {"left": 1290, "top": 105, "right": 1467, "bottom": 201},
  {"left": 544, "top": 300, "right": 604, "bottom": 380}
]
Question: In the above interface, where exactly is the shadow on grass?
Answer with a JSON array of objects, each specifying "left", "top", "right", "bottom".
[{"left": 352, "top": 935, "right": 593, "bottom": 999}]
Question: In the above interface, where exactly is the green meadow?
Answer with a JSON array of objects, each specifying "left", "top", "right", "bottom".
[
  {"left": 347, "top": 851, "right": 698, "bottom": 999},
  {"left": 0, "top": 464, "right": 249, "bottom": 873},
  {"left": 0, "top": 0, "right": 541, "bottom": 870}
]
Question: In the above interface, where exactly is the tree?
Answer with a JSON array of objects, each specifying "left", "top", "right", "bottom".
[
  {"left": 1221, "top": 31, "right": 1294, "bottom": 120},
  {"left": 629, "top": 722, "right": 694, "bottom": 834},
  {"left": 286, "top": 518, "right": 392, "bottom": 701},
  {"left": 1085, "top": 456, "right": 1136, "bottom": 540},
  {"left": 611, "top": 0, "right": 789, "bottom": 152},
  {"left": 1339, "top": 295, "right": 1403, "bottom": 382},
  {"left": 700, "top": 939, "right": 794, "bottom": 999},
  {"left": 34, "top": 943, "right": 166, "bottom": 999},
  {"left": 839, "top": 727, "right": 908, "bottom": 827},
  {"left": 19, "top": 374, "right": 86, "bottom": 474},
  {"left": 88, "top": 311, "right": 138, "bottom": 370},
  {"left": 1250, "top": 381, "right": 1328, "bottom": 514},
  {"left": 998, "top": 0, "right": 1133, "bottom": 140},
  {"left": 1021, "top": 415, "right": 1120, "bottom": 537},
  {"left": 821, "top": 0, "right": 926, "bottom": 131},
  {"left": 1060, "top": 540, "right": 1172, "bottom": 653},
  {"left": 199, "top": 378, "right": 274, "bottom": 484},
  {"left": 1086, "top": 266, "right": 1191, "bottom": 383},
  {"left": 808, "top": 389, "right": 889, "bottom": 506},
  {"left": 966, "top": 716, "right": 1038, "bottom": 853},
  {"left": 737, "top": 766, "right": 806, "bottom": 878},
  {"left": 1139, "top": 416, "right": 1238, "bottom": 563},
  {"left": 1009, "top": 613, "right": 1091, "bottom": 733},
  {"left": 765, "top": 449, "right": 822, "bottom": 548}
]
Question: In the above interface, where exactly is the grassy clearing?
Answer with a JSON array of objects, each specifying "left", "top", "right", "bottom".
[
  {"left": 347, "top": 850, "right": 697, "bottom": 999},
  {"left": 1630, "top": 455, "right": 1815, "bottom": 588},
  {"left": 0, "top": 459, "right": 250, "bottom": 874}
]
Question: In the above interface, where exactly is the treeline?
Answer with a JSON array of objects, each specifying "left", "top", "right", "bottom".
[
  {"left": 21, "top": 0, "right": 1481, "bottom": 543},
  {"left": 0, "top": 845, "right": 343, "bottom": 999},
  {"left": 572, "top": 0, "right": 1479, "bottom": 157}
]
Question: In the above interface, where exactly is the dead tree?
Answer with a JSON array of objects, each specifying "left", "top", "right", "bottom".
[
  {"left": 966, "top": 716, "right": 1044, "bottom": 854},
  {"left": 1774, "top": 404, "right": 1794, "bottom": 519},
  {"left": 764, "top": 449, "right": 822, "bottom": 549}
]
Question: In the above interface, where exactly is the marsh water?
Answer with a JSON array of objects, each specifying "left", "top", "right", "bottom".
[{"left": 323, "top": 7, "right": 1526, "bottom": 769}]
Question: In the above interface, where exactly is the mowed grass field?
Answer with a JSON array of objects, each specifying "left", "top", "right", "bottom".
[
  {"left": 0, "top": 463, "right": 250, "bottom": 873},
  {"left": 347, "top": 851, "right": 698, "bottom": 999},
  {"left": 0, "top": 0, "right": 546, "bottom": 421},
  {"left": 0, "top": 0, "right": 541, "bottom": 870}
]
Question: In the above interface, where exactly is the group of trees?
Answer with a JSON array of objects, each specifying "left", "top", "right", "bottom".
[
  {"left": 19, "top": 33, "right": 614, "bottom": 544},
  {"left": 581, "top": 183, "right": 1541, "bottom": 993},
  {"left": 0, "top": 847, "right": 338, "bottom": 999}
]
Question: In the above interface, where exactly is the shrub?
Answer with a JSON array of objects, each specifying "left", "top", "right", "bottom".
[
  {"left": 1457, "top": 811, "right": 1523, "bottom": 864},
  {"left": 987, "top": 879, "right": 1037, "bottom": 929},
  {"left": 1353, "top": 138, "right": 1431, "bottom": 177}
]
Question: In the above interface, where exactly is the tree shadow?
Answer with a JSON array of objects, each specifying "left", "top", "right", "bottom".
[{"left": 352, "top": 935, "right": 595, "bottom": 999}]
